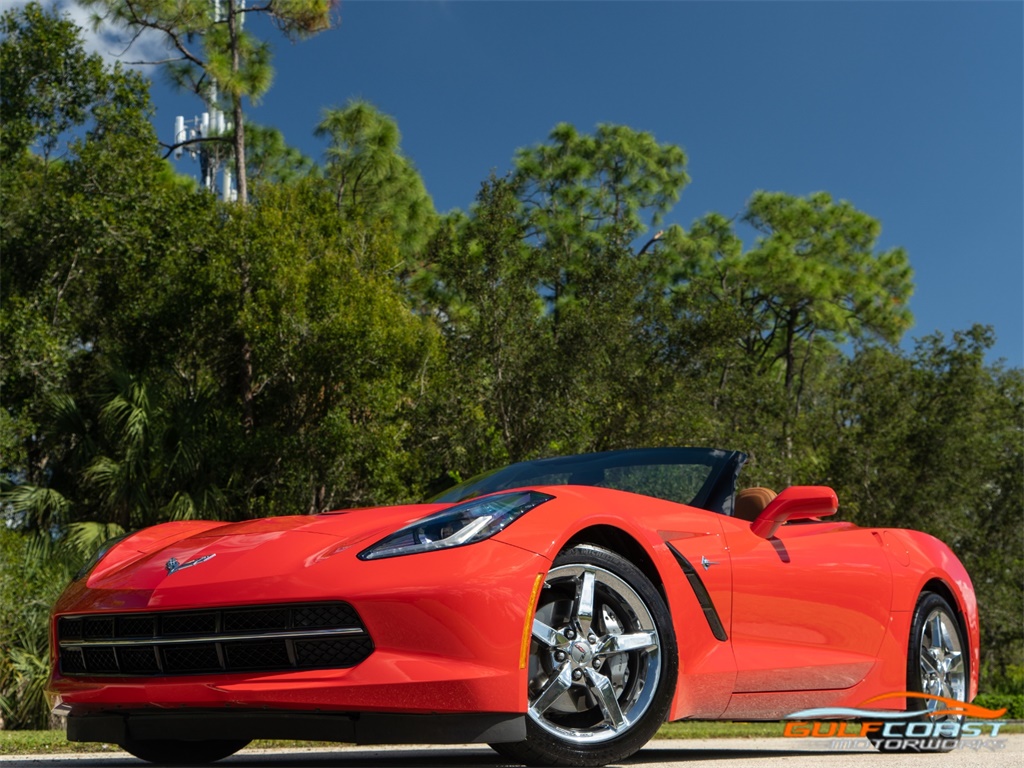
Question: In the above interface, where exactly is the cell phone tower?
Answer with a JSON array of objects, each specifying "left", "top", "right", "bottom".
[{"left": 171, "top": 0, "right": 242, "bottom": 202}]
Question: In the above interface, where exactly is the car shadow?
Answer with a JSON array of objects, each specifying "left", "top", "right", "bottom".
[{"left": 6, "top": 742, "right": 851, "bottom": 768}]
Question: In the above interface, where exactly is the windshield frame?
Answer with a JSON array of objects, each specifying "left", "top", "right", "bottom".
[{"left": 431, "top": 447, "right": 747, "bottom": 514}]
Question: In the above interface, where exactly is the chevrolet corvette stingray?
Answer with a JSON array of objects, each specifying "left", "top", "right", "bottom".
[{"left": 48, "top": 447, "right": 978, "bottom": 765}]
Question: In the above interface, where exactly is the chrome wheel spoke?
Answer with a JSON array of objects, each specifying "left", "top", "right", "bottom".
[
  {"left": 530, "top": 664, "right": 573, "bottom": 717},
  {"left": 947, "top": 651, "right": 964, "bottom": 675},
  {"left": 937, "top": 617, "right": 955, "bottom": 653},
  {"left": 920, "top": 651, "right": 940, "bottom": 676},
  {"left": 927, "top": 615, "right": 944, "bottom": 648},
  {"left": 575, "top": 569, "right": 596, "bottom": 634},
  {"left": 585, "top": 667, "right": 625, "bottom": 731},
  {"left": 533, "top": 619, "right": 567, "bottom": 649},
  {"left": 598, "top": 630, "right": 658, "bottom": 655}
]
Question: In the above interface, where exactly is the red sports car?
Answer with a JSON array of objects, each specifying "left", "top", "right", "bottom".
[{"left": 49, "top": 448, "right": 978, "bottom": 766}]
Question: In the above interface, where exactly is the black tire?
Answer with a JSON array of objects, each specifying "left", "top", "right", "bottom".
[
  {"left": 873, "top": 591, "right": 967, "bottom": 754},
  {"left": 120, "top": 739, "right": 250, "bottom": 765},
  {"left": 492, "top": 545, "right": 677, "bottom": 767}
]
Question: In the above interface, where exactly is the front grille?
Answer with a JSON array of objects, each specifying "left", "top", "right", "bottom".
[
  {"left": 224, "top": 607, "right": 289, "bottom": 633},
  {"left": 119, "top": 645, "right": 160, "bottom": 673},
  {"left": 162, "top": 612, "right": 217, "bottom": 635},
  {"left": 83, "top": 617, "right": 114, "bottom": 639},
  {"left": 162, "top": 643, "right": 221, "bottom": 673},
  {"left": 117, "top": 615, "right": 155, "bottom": 637},
  {"left": 83, "top": 646, "right": 118, "bottom": 671},
  {"left": 57, "top": 602, "right": 373, "bottom": 677},
  {"left": 295, "top": 636, "right": 375, "bottom": 668},
  {"left": 294, "top": 603, "right": 358, "bottom": 628},
  {"left": 224, "top": 640, "right": 290, "bottom": 670}
]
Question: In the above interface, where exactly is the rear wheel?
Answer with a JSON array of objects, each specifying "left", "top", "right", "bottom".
[
  {"left": 873, "top": 591, "right": 966, "bottom": 753},
  {"left": 492, "top": 545, "right": 677, "bottom": 766},
  {"left": 120, "top": 739, "right": 250, "bottom": 765}
]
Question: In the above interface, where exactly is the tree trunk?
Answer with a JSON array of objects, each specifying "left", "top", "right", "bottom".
[
  {"left": 784, "top": 309, "right": 797, "bottom": 396},
  {"left": 233, "top": 97, "right": 246, "bottom": 204},
  {"left": 238, "top": 260, "right": 254, "bottom": 433},
  {"left": 227, "top": 0, "right": 247, "bottom": 204}
]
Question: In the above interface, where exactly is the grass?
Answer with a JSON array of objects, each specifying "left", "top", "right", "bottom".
[
  {"left": 2, "top": 721, "right": 1019, "bottom": 755},
  {"left": 656, "top": 721, "right": 786, "bottom": 739}
]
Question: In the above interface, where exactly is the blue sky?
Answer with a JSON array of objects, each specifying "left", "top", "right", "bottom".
[{"left": 125, "top": 2, "right": 1024, "bottom": 365}]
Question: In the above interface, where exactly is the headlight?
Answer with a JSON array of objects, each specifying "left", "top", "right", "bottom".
[
  {"left": 74, "top": 533, "right": 131, "bottom": 581},
  {"left": 358, "top": 490, "right": 553, "bottom": 561}
]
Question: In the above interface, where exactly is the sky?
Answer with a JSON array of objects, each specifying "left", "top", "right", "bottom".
[{"left": 29, "top": 0, "right": 1024, "bottom": 366}]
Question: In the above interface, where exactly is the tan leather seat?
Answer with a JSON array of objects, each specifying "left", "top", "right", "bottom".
[{"left": 734, "top": 487, "right": 777, "bottom": 522}]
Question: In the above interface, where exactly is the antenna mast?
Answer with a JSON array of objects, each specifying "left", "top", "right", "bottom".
[{"left": 172, "top": 0, "right": 241, "bottom": 202}]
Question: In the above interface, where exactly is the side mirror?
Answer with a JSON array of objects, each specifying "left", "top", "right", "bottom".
[{"left": 750, "top": 486, "right": 838, "bottom": 539}]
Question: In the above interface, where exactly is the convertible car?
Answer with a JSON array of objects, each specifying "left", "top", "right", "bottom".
[{"left": 48, "top": 447, "right": 978, "bottom": 766}]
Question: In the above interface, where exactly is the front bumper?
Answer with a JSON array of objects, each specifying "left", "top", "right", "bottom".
[{"left": 50, "top": 540, "right": 549, "bottom": 719}]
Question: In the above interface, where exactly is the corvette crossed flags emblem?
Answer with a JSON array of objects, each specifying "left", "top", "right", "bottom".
[{"left": 165, "top": 553, "right": 216, "bottom": 575}]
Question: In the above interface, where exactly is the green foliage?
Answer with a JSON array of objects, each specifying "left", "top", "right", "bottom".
[
  {"left": 670, "top": 192, "right": 914, "bottom": 397},
  {"left": 973, "top": 693, "right": 1024, "bottom": 719},
  {"left": 0, "top": 2, "right": 106, "bottom": 162},
  {"left": 316, "top": 100, "right": 437, "bottom": 258},
  {"left": 511, "top": 122, "right": 687, "bottom": 317},
  {"left": 0, "top": 528, "right": 75, "bottom": 729},
  {"left": 269, "top": 0, "right": 335, "bottom": 36},
  {"left": 502, "top": 124, "right": 693, "bottom": 452},
  {"left": 2, "top": 6, "right": 439, "bottom": 519},
  {"left": 513, "top": 122, "right": 689, "bottom": 243},
  {"left": 245, "top": 122, "right": 315, "bottom": 185},
  {"left": 7, "top": 370, "right": 229, "bottom": 533},
  {"left": 742, "top": 191, "right": 913, "bottom": 352},
  {"left": 410, "top": 176, "right": 549, "bottom": 477},
  {"left": 211, "top": 179, "right": 442, "bottom": 512}
]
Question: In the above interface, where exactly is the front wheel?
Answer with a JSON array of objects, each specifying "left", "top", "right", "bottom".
[
  {"left": 493, "top": 545, "right": 677, "bottom": 766},
  {"left": 120, "top": 739, "right": 250, "bottom": 765}
]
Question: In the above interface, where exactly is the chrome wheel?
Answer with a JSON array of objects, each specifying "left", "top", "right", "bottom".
[
  {"left": 493, "top": 548, "right": 671, "bottom": 768},
  {"left": 492, "top": 545, "right": 676, "bottom": 766},
  {"left": 529, "top": 562, "right": 661, "bottom": 744},
  {"left": 918, "top": 604, "right": 966, "bottom": 710}
]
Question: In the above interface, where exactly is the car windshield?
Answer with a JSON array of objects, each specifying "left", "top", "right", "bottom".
[{"left": 432, "top": 447, "right": 747, "bottom": 513}]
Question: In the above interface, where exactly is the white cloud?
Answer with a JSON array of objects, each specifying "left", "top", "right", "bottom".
[{"left": 6, "top": 0, "right": 172, "bottom": 73}]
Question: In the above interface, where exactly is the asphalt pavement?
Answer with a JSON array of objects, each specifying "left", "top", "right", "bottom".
[{"left": 2, "top": 736, "right": 1021, "bottom": 768}]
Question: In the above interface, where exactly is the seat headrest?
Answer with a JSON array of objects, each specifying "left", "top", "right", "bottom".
[{"left": 734, "top": 486, "right": 778, "bottom": 522}]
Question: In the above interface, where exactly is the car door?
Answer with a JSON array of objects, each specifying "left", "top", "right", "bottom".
[{"left": 720, "top": 515, "right": 893, "bottom": 693}]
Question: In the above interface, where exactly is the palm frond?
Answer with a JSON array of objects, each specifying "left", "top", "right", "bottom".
[
  {"left": 63, "top": 521, "right": 125, "bottom": 558},
  {"left": 1, "top": 485, "right": 71, "bottom": 531}
]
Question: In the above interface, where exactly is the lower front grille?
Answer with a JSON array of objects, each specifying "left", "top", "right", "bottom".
[{"left": 57, "top": 602, "right": 373, "bottom": 677}]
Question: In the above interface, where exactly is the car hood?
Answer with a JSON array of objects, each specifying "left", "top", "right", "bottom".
[{"left": 72, "top": 503, "right": 448, "bottom": 609}]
